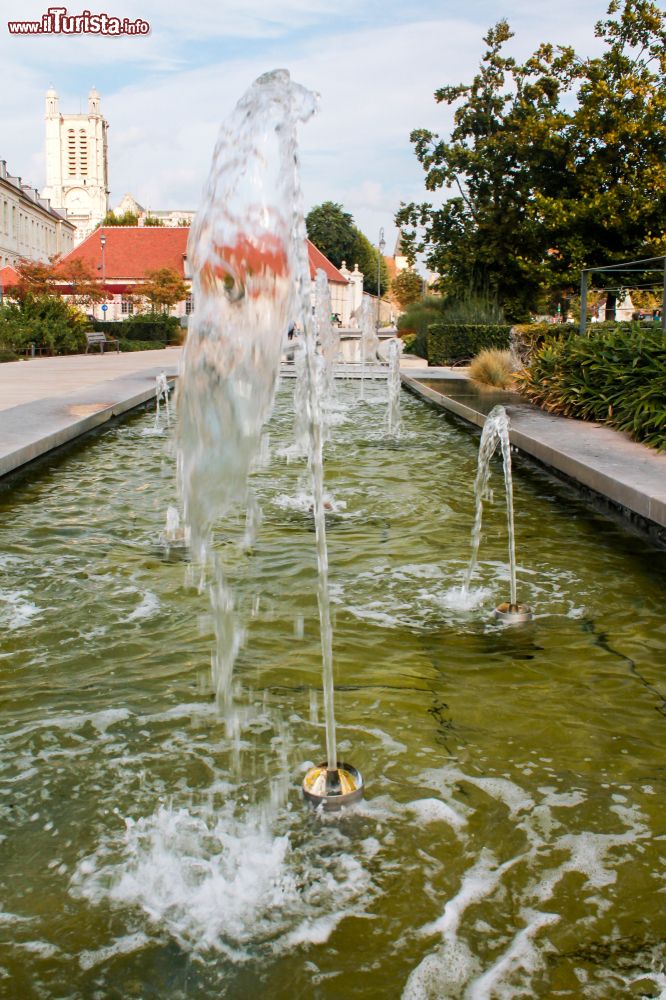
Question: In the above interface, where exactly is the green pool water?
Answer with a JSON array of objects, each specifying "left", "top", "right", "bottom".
[{"left": 1, "top": 382, "right": 665, "bottom": 999}]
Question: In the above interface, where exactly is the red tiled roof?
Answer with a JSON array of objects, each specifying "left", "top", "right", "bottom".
[
  {"left": 56, "top": 227, "right": 347, "bottom": 285},
  {"left": 307, "top": 240, "right": 348, "bottom": 285},
  {"left": 0, "top": 265, "right": 20, "bottom": 288},
  {"left": 56, "top": 227, "right": 190, "bottom": 279}
]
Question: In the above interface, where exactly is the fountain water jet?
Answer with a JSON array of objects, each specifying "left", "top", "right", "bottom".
[
  {"left": 386, "top": 338, "right": 402, "bottom": 439},
  {"left": 293, "top": 179, "right": 363, "bottom": 812},
  {"left": 177, "top": 70, "right": 319, "bottom": 705},
  {"left": 176, "top": 68, "right": 361, "bottom": 805},
  {"left": 463, "top": 405, "right": 532, "bottom": 623},
  {"left": 358, "top": 297, "right": 379, "bottom": 400},
  {"left": 155, "top": 371, "right": 171, "bottom": 428}
]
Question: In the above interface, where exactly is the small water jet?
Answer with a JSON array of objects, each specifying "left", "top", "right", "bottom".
[
  {"left": 358, "top": 297, "right": 379, "bottom": 400},
  {"left": 158, "top": 505, "right": 190, "bottom": 558},
  {"left": 463, "top": 405, "right": 532, "bottom": 623},
  {"left": 155, "top": 372, "right": 171, "bottom": 428},
  {"left": 385, "top": 338, "right": 402, "bottom": 439}
]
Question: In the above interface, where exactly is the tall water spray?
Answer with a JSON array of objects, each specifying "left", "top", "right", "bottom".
[
  {"left": 176, "top": 70, "right": 318, "bottom": 701},
  {"left": 463, "top": 405, "right": 532, "bottom": 622},
  {"left": 176, "top": 69, "right": 362, "bottom": 800},
  {"left": 359, "top": 297, "right": 379, "bottom": 400},
  {"left": 155, "top": 372, "right": 170, "bottom": 428},
  {"left": 386, "top": 338, "right": 402, "bottom": 439},
  {"left": 314, "top": 269, "right": 339, "bottom": 430}
]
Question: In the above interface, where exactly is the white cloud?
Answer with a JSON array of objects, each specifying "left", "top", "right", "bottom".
[{"left": 0, "top": 0, "right": 611, "bottom": 251}]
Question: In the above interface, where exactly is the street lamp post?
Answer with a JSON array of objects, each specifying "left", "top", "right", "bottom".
[
  {"left": 377, "top": 226, "right": 386, "bottom": 332},
  {"left": 100, "top": 232, "right": 106, "bottom": 321}
]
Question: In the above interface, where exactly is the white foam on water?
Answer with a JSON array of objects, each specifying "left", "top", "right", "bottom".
[
  {"left": 437, "top": 585, "right": 492, "bottom": 612},
  {"left": 71, "top": 801, "right": 373, "bottom": 959},
  {"left": 466, "top": 908, "right": 559, "bottom": 999},
  {"left": 627, "top": 971, "right": 666, "bottom": 999},
  {"left": 14, "top": 940, "right": 60, "bottom": 959},
  {"left": 125, "top": 591, "right": 161, "bottom": 622},
  {"left": 403, "top": 851, "right": 527, "bottom": 1000},
  {"left": 0, "top": 912, "right": 33, "bottom": 925},
  {"left": 79, "top": 931, "right": 152, "bottom": 971},
  {"left": 406, "top": 798, "right": 467, "bottom": 831},
  {"left": 0, "top": 589, "right": 42, "bottom": 630},
  {"left": 272, "top": 492, "right": 346, "bottom": 515},
  {"left": 6, "top": 708, "right": 132, "bottom": 743},
  {"left": 420, "top": 849, "right": 523, "bottom": 941}
]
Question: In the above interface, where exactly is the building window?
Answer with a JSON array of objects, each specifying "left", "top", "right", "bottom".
[
  {"left": 185, "top": 293, "right": 194, "bottom": 315},
  {"left": 121, "top": 297, "right": 134, "bottom": 315}
]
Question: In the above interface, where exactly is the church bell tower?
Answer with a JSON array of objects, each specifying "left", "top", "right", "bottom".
[{"left": 42, "top": 86, "right": 109, "bottom": 244}]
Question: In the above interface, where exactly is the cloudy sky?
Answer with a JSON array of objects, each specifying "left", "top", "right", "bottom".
[{"left": 1, "top": 0, "right": 609, "bottom": 251}]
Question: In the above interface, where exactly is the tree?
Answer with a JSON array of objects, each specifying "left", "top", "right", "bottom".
[
  {"left": 141, "top": 267, "right": 189, "bottom": 313},
  {"left": 57, "top": 258, "right": 105, "bottom": 307},
  {"left": 306, "top": 201, "right": 356, "bottom": 267},
  {"left": 144, "top": 216, "right": 165, "bottom": 227},
  {"left": 100, "top": 210, "right": 139, "bottom": 227},
  {"left": 6, "top": 259, "right": 59, "bottom": 302},
  {"left": 391, "top": 269, "right": 423, "bottom": 308},
  {"left": 396, "top": 1, "right": 666, "bottom": 321},
  {"left": 306, "top": 201, "right": 391, "bottom": 295}
]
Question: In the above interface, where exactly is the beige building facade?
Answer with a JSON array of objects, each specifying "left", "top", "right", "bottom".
[{"left": 0, "top": 159, "right": 76, "bottom": 268}]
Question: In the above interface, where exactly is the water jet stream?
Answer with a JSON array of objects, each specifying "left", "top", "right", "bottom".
[{"left": 463, "top": 405, "right": 528, "bottom": 619}]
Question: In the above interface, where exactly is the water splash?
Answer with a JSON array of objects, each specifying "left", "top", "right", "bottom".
[
  {"left": 463, "top": 405, "right": 518, "bottom": 605},
  {"left": 155, "top": 372, "right": 170, "bottom": 429},
  {"left": 385, "top": 338, "right": 402, "bottom": 438},
  {"left": 158, "top": 505, "right": 190, "bottom": 554},
  {"left": 314, "top": 269, "right": 339, "bottom": 431},
  {"left": 359, "top": 297, "right": 378, "bottom": 400},
  {"left": 176, "top": 69, "right": 318, "bottom": 702}
]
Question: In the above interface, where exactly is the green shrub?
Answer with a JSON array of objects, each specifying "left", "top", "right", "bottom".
[
  {"left": 427, "top": 323, "right": 512, "bottom": 366},
  {"left": 515, "top": 325, "right": 666, "bottom": 450},
  {"left": 440, "top": 293, "right": 505, "bottom": 325},
  {"left": 397, "top": 296, "right": 444, "bottom": 358},
  {"left": 0, "top": 347, "right": 19, "bottom": 363},
  {"left": 0, "top": 295, "right": 89, "bottom": 355},
  {"left": 400, "top": 333, "right": 417, "bottom": 354},
  {"left": 511, "top": 322, "right": 574, "bottom": 361},
  {"left": 92, "top": 313, "right": 179, "bottom": 342},
  {"left": 118, "top": 339, "right": 166, "bottom": 352}
]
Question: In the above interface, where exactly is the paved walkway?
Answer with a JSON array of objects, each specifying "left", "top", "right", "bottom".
[
  {"left": 0, "top": 348, "right": 181, "bottom": 411},
  {"left": 0, "top": 349, "right": 181, "bottom": 477},
  {"left": 403, "top": 367, "right": 666, "bottom": 534}
]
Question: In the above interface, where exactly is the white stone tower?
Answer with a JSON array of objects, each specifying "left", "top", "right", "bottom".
[{"left": 42, "top": 86, "right": 109, "bottom": 244}]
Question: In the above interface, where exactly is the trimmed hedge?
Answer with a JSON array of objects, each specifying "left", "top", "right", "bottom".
[
  {"left": 427, "top": 323, "right": 512, "bottom": 366},
  {"left": 91, "top": 314, "right": 180, "bottom": 342},
  {"left": 118, "top": 339, "right": 167, "bottom": 352},
  {"left": 515, "top": 325, "right": 666, "bottom": 450}
]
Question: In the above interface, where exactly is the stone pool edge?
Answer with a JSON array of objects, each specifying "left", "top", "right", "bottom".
[
  {"left": 401, "top": 368, "right": 666, "bottom": 541},
  {"left": 0, "top": 366, "right": 178, "bottom": 479}
]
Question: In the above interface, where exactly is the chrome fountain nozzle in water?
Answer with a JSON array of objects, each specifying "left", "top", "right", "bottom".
[
  {"left": 302, "top": 762, "right": 364, "bottom": 810},
  {"left": 494, "top": 601, "right": 533, "bottom": 624}
]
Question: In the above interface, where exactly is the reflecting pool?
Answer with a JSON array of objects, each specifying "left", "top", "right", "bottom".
[{"left": 1, "top": 383, "right": 665, "bottom": 999}]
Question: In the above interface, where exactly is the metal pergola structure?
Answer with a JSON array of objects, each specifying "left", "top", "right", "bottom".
[{"left": 579, "top": 255, "right": 666, "bottom": 333}]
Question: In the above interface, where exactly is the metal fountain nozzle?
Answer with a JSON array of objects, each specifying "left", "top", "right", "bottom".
[
  {"left": 494, "top": 601, "right": 533, "bottom": 624},
  {"left": 302, "top": 761, "right": 364, "bottom": 811}
]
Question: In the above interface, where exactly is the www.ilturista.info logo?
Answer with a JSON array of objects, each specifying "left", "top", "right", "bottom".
[{"left": 7, "top": 7, "right": 150, "bottom": 35}]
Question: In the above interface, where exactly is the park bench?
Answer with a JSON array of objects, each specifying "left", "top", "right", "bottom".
[{"left": 85, "top": 331, "right": 119, "bottom": 354}]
